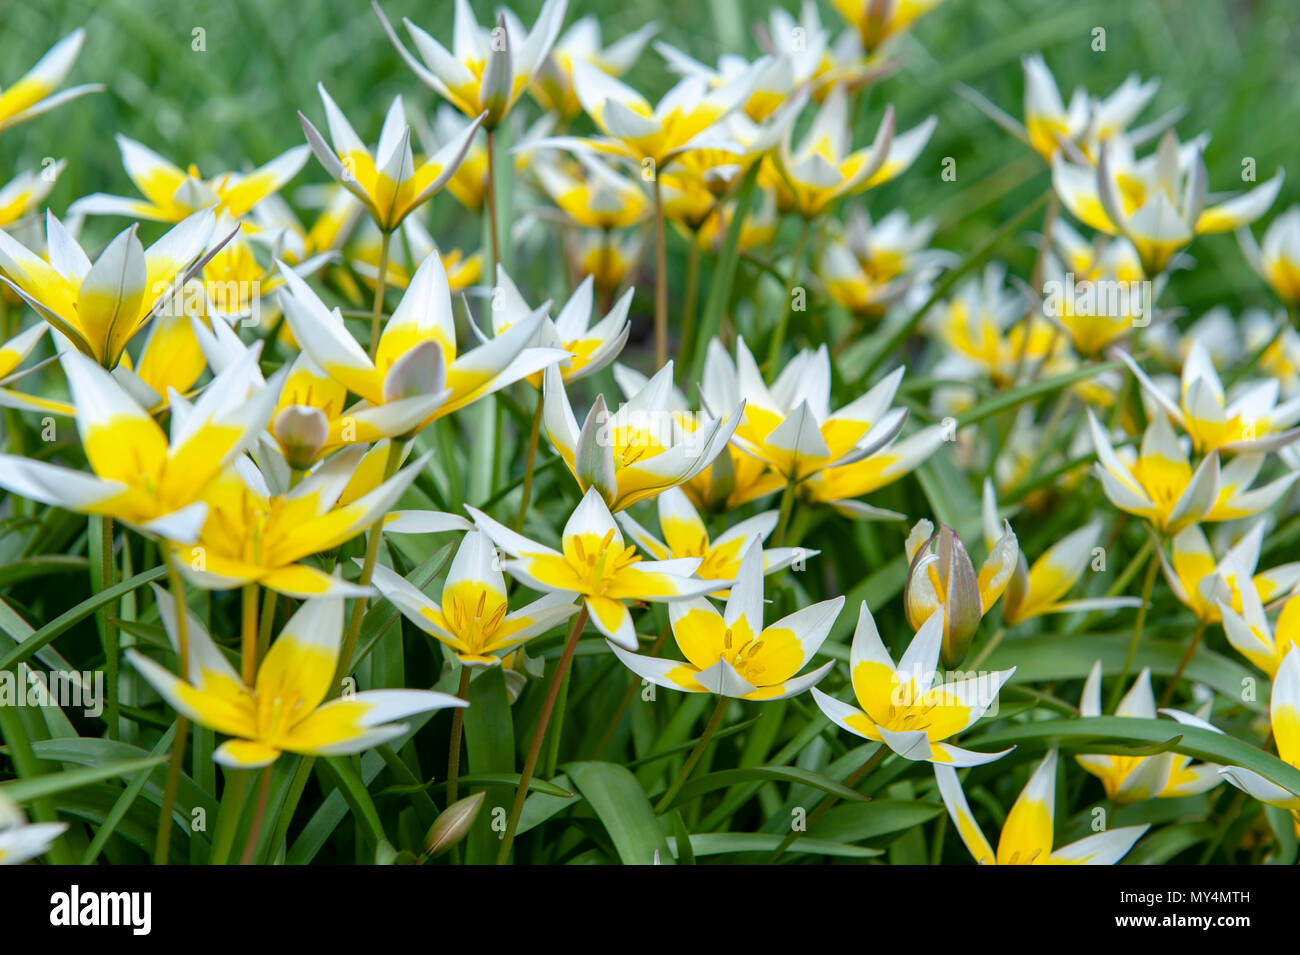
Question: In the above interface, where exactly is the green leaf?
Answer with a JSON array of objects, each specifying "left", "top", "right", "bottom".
[
  {"left": 565, "top": 761, "right": 671, "bottom": 865},
  {"left": 814, "top": 799, "right": 947, "bottom": 843},
  {"left": 970, "top": 716, "right": 1300, "bottom": 797},
  {"left": 320, "top": 756, "right": 388, "bottom": 848},
  {"left": 676, "top": 832, "right": 882, "bottom": 859},
  {"left": 662, "top": 765, "right": 871, "bottom": 811},
  {"left": 0, "top": 755, "right": 165, "bottom": 803},
  {"left": 0, "top": 565, "right": 166, "bottom": 672},
  {"left": 983, "top": 634, "right": 1262, "bottom": 709}
]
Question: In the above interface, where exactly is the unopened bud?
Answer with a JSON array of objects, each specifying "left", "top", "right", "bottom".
[
  {"left": 272, "top": 405, "right": 329, "bottom": 469},
  {"left": 904, "top": 525, "right": 981, "bottom": 667},
  {"left": 424, "top": 790, "right": 486, "bottom": 858}
]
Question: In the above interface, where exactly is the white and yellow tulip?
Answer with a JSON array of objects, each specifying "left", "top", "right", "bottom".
[
  {"left": 0, "top": 29, "right": 100, "bottom": 133},
  {"left": 375, "top": 0, "right": 568, "bottom": 130},
  {"left": 128, "top": 591, "right": 465, "bottom": 768},
  {"left": 0, "top": 209, "right": 218, "bottom": 367},
  {"left": 467, "top": 487, "right": 726, "bottom": 649},
  {"left": 370, "top": 530, "right": 577, "bottom": 667},
  {"left": 299, "top": 86, "right": 483, "bottom": 233},
  {"left": 542, "top": 361, "right": 739, "bottom": 512},
  {"left": 937, "top": 750, "right": 1149, "bottom": 864},
  {"left": 812, "top": 602, "right": 1015, "bottom": 765},
  {"left": 1217, "top": 645, "right": 1300, "bottom": 810},
  {"left": 1077, "top": 662, "right": 1223, "bottom": 802},
  {"left": 609, "top": 542, "right": 842, "bottom": 699},
  {"left": 0, "top": 345, "right": 278, "bottom": 543}
]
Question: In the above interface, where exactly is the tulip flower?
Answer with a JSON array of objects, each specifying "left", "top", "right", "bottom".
[
  {"left": 278, "top": 249, "right": 565, "bottom": 441},
  {"left": 1162, "top": 520, "right": 1300, "bottom": 624},
  {"left": 370, "top": 530, "right": 577, "bottom": 667},
  {"left": 0, "top": 346, "right": 277, "bottom": 543},
  {"left": 531, "top": 152, "right": 649, "bottom": 230},
  {"left": 718, "top": 341, "right": 942, "bottom": 519},
  {"left": 1053, "top": 131, "right": 1284, "bottom": 274},
  {"left": 829, "top": 0, "right": 945, "bottom": 52},
  {"left": 349, "top": 217, "right": 481, "bottom": 296},
  {"left": 0, "top": 29, "right": 100, "bottom": 133},
  {"left": 904, "top": 518, "right": 1019, "bottom": 665},
  {"left": 609, "top": 542, "right": 843, "bottom": 699},
  {"left": 128, "top": 591, "right": 465, "bottom": 768},
  {"left": 0, "top": 323, "right": 73, "bottom": 416},
  {"left": 765, "top": 84, "right": 934, "bottom": 218},
  {"left": 983, "top": 479, "right": 1142, "bottom": 626},
  {"left": 0, "top": 790, "right": 66, "bottom": 865},
  {"left": 812, "top": 602, "right": 1015, "bottom": 765},
  {"left": 1077, "top": 662, "right": 1223, "bottom": 801},
  {"left": 936, "top": 750, "right": 1149, "bottom": 864},
  {"left": 609, "top": 348, "right": 782, "bottom": 510},
  {"left": 1218, "top": 581, "right": 1300, "bottom": 680},
  {"left": 0, "top": 161, "right": 64, "bottom": 228},
  {"left": 467, "top": 487, "right": 726, "bottom": 649},
  {"left": 556, "top": 56, "right": 757, "bottom": 170},
  {"left": 1117, "top": 338, "right": 1300, "bottom": 454},
  {"left": 729, "top": 338, "right": 905, "bottom": 484},
  {"left": 542, "top": 362, "right": 739, "bottom": 512},
  {"left": 1020, "top": 53, "right": 1159, "bottom": 162},
  {"left": 173, "top": 442, "right": 434, "bottom": 597},
  {"left": 1239, "top": 205, "right": 1300, "bottom": 306},
  {"left": 491, "top": 269, "right": 632, "bottom": 386},
  {"left": 0, "top": 209, "right": 218, "bottom": 368},
  {"left": 931, "top": 264, "right": 1070, "bottom": 390},
  {"left": 70, "top": 136, "right": 309, "bottom": 224},
  {"left": 616, "top": 486, "right": 813, "bottom": 593},
  {"left": 1087, "top": 408, "right": 1298, "bottom": 535},
  {"left": 530, "top": 16, "right": 657, "bottom": 119},
  {"left": 299, "top": 86, "right": 483, "bottom": 233},
  {"left": 375, "top": 0, "right": 568, "bottom": 130},
  {"left": 820, "top": 209, "right": 948, "bottom": 320},
  {"left": 1217, "top": 645, "right": 1300, "bottom": 809},
  {"left": 1042, "top": 221, "right": 1149, "bottom": 357}
]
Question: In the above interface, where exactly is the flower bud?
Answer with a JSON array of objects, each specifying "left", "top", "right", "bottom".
[
  {"left": 904, "top": 524, "right": 982, "bottom": 667},
  {"left": 272, "top": 405, "right": 329, "bottom": 470},
  {"left": 424, "top": 791, "right": 486, "bottom": 858},
  {"left": 382, "top": 340, "right": 446, "bottom": 403}
]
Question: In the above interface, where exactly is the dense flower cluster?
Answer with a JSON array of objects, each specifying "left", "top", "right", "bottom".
[{"left": 1, "top": 1, "right": 1298, "bottom": 868}]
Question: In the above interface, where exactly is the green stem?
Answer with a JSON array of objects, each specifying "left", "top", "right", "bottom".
[
  {"left": 154, "top": 554, "right": 192, "bottom": 865},
  {"left": 92, "top": 516, "right": 119, "bottom": 740},
  {"left": 446, "top": 666, "right": 472, "bottom": 806},
  {"left": 208, "top": 768, "right": 251, "bottom": 865},
  {"left": 968, "top": 625, "right": 1007, "bottom": 670},
  {"left": 338, "top": 438, "right": 407, "bottom": 691},
  {"left": 766, "top": 744, "right": 887, "bottom": 862},
  {"left": 0, "top": 695, "right": 73, "bottom": 863},
  {"left": 678, "top": 233, "right": 702, "bottom": 366},
  {"left": 1159, "top": 617, "right": 1208, "bottom": 709},
  {"left": 497, "top": 604, "right": 588, "bottom": 864},
  {"left": 654, "top": 696, "right": 729, "bottom": 813},
  {"left": 773, "top": 479, "right": 798, "bottom": 548},
  {"left": 1110, "top": 544, "right": 1160, "bottom": 712},
  {"left": 239, "top": 766, "right": 273, "bottom": 865},
  {"left": 240, "top": 584, "right": 259, "bottom": 685},
  {"left": 653, "top": 173, "right": 668, "bottom": 369},
  {"left": 593, "top": 620, "right": 671, "bottom": 758},
  {"left": 766, "top": 216, "right": 811, "bottom": 369},
  {"left": 514, "top": 393, "right": 544, "bottom": 531},
  {"left": 485, "top": 130, "right": 502, "bottom": 279},
  {"left": 368, "top": 229, "right": 392, "bottom": 360},
  {"left": 257, "top": 586, "right": 276, "bottom": 662}
]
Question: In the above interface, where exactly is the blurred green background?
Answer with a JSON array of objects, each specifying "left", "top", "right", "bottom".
[{"left": 8, "top": 0, "right": 1300, "bottom": 316}]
